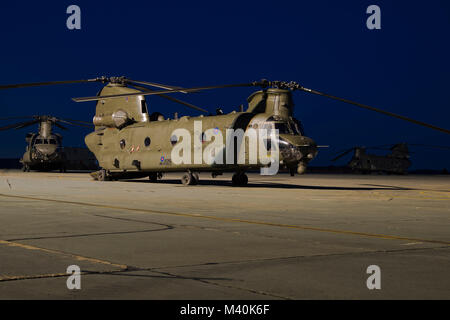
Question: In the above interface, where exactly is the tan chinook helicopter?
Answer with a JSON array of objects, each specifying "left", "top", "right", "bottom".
[
  {"left": 0, "top": 115, "right": 94, "bottom": 172},
  {"left": 1, "top": 77, "right": 449, "bottom": 185},
  {"left": 331, "top": 143, "right": 450, "bottom": 175},
  {"left": 332, "top": 143, "right": 412, "bottom": 174}
]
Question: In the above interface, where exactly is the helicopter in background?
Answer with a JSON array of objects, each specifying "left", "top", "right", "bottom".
[
  {"left": 0, "top": 115, "right": 95, "bottom": 172},
  {"left": 331, "top": 143, "right": 450, "bottom": 174},
  {"left": 0, "top": 77, "right": 449, "bottom": 185}
]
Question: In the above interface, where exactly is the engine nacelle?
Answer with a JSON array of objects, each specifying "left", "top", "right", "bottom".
[{"left": 93, "top": 109, "right": 130, "bottom": 128}]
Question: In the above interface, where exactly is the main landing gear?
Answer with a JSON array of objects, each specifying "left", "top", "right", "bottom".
[
  {"left": 149, "top": 172, "right": 163, "bottom": 182},
  {"left": 181, "top": 172, "right": 200, "bottom": 186},
  {"left": 232, "top": 172, "right": 248, "bottom": 186}
]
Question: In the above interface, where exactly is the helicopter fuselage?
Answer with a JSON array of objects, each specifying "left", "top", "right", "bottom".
[
  {"left": 348, "top": 146, "right": 411, "bottom": 174},
  {"left": 83, "top": 86, "right": 318, "bottom": 181},
  {"left": 85, "top": 111, "right": 318, "bottom": 179}
]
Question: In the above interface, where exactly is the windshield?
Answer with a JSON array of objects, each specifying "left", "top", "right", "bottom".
[
  {"left": 290, "top": 119, "right": 305, "bottom": 135},
  {"left": 274, "top": 122, "right": 293, "bottom": 135}
]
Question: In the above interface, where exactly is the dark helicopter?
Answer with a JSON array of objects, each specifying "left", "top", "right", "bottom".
[
  {"left": 0, "top": 77, "right": 449, "bottom": 185},
  {"left": 331, "top": 143, "right": 450, "bottom": 174},
  {"left": 0, "top": 115, "right": 93, "bottom": 172}
]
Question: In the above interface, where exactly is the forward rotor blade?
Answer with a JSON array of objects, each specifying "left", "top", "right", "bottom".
[
  {"left": 131, "top": 84, "right": 208, "bottom": 113},
  {"left": 0, "top": 116, "right": 34, "bottom": 121},
  {"left": 0, "top": 78, "right": 102, "bottom": 90},
  {"left": 57, "top": 118, "right": 93, "bottom": 126},
  {"left": 298, "top": 87, "right": 450, "bottom": 135},
  {"left": 0, "top": 120, "right": 40, "bottom": 131},
  {"left": 54, "top": 118, "right": 93, "bottom": 127},
  {"left": 73, "top": 81, "right": 266, "bottom": 102}
]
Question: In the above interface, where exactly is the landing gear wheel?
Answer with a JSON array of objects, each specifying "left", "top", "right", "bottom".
[
  {"left": 181, "top": 172, "right": 197, "bottom": 186},
  {"left": 98, "top": 169, "right": 110, "bottom": 181},
  {"left": 232, "top": 173, "right": 248, "bottom": 186},
  {"left": 149, "top": 173, "right": 158, "bottom": 182},
  {"left": 240, "top": 173, "right": 248, "bottom": 186},
  {"left": 232, "top": 173, "right": 238, "bottom": 185},
  {"left": 192, "top": 172, "right": 199, "bottom": 184},
  {"left": 22, "top": 165, "right": 30, "bottom": 172}
]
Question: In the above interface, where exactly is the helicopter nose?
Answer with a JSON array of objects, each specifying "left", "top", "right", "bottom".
[
  {"left": 279, "top": 136, "right": 318, "bottom": 163},
  {"left": 35, "top": 145, "right": 58, "bottom": 160}
]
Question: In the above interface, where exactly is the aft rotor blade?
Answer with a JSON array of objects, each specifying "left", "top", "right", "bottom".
[
  {"left": 126, "top": 79, "right": 190, "bottom": 94},
  {"left": 299, "top": 87, "right": 450, "bottom": 135},
  {"left": 408, "top": 144, "right": 450, "bottom": 150},
  {"left": 53, "top": 122, "right": 68, "bottom": 130},
  {"left": 73, "top": 81, "right": 267, "bottom": 102},
  {"left": 0, "top": 78, "right": 102, "bottom": 90},
  {"left": 331, "top": 148, "right": 355, "bottom": 162},
  {"left": 131, "top": 84, "right": 208, "bottom": 113},
  {"left": 0, "top": 120, "right": 40, "bottom": 131}
]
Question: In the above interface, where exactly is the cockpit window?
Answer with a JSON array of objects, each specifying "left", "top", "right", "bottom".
[
  {"left": 291, "top": 119, "right": 305, "bottom": 135},
  {"left": 274, "top": 123, "right": 292, "bottom": 134},
  {"left": 141, "top": 100, "right": 148, "bottom": 114},
  {"left": 35, "top": 139, "right": 43, "bottom": 144},
  {"left": 49, "top": 139, "right": 57, "bottom": 144}
]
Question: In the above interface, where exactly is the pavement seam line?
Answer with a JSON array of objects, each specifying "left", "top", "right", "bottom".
[
  {"left": 0, "top": 240, "right": 128, "bottom": 270},
  {"left": 148, "top": 269, "right": 292, "bottom": 300},
  {"left": 0, "top": 193, "right": 449, "bottom": 245}
]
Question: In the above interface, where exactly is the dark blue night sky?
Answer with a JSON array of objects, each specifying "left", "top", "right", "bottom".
[{"left": 0, "top": 0, "right": 449, "bottom": 169}]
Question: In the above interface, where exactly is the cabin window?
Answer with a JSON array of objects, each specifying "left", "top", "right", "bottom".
[
  {"left": 141, "top": 100, "right": 148, "bottom": 114},
  {"left": 170, "top": 135, "right": 178, "bottom": 146},
  {"left": 144, "top": 137, "right": 151, "bottom": 147},
  {"left": 120, "top": 139, "right": 126, "bottom": 149}
]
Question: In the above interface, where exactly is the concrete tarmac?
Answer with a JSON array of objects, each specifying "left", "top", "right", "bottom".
[{"left": 0, "top": 170, "right": 449, "bottom": 299}]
